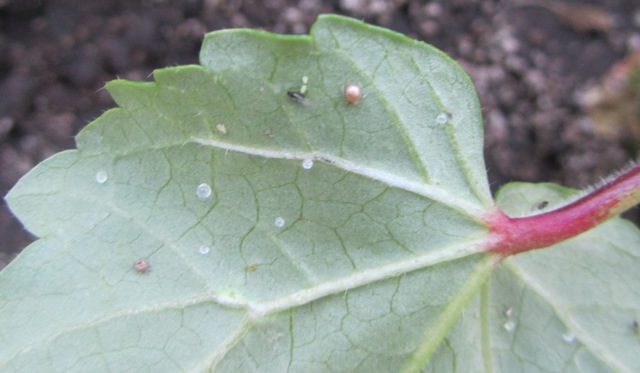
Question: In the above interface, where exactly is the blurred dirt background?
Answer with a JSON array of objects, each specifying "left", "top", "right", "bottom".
[{"left": 1, "top": 0, "right": 639, "bottom": 269}]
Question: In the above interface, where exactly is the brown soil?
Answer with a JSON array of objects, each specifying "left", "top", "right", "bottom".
[{"left": 1, "top": 0, "right": 639, "bottom": 268}]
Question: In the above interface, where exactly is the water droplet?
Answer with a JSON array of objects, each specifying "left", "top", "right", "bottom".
[
  {"left": 274, "top": 217, "right": 285, "bottom": 228},
  {"left": 503, "top": 320, "right": 516, "bottom": 332},
  {"left": 302, "top": 159, "right": 313, "bottom": 169},
  {"left": 436, "top": 113, "right": 448, "bottom": 124},
  {"left": 199, "top": 245, "right": 210, "bottom": 255},
  {"left": 562, "top": 331, "right": 576, "bottom": 344},
  {"left": 95, "top": 171, "right": 108, "bottom": 184},
  {"left": 505, "top": 307, "right": 514, "bottom": 318},
  {"left": 196, "top": 183, "right": 212, "bottom": 200}
]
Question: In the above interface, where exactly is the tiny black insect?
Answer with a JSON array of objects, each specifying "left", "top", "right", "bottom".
[
  {"left": 537, "top": 201, "right": 549, "bottom": 210},
  {"left": 287, "top": 91, "right": 305, "bottom": 103}
]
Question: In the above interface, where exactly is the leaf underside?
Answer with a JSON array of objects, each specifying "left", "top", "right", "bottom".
[{"left": 2, "top": 15, "right": 639, "bottom": 372}]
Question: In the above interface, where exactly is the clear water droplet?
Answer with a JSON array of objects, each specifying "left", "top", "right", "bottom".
[
  {"left": 562, "top": 331, "right": 576, "bottom": 344},
  {"left": 302, "top": 159, "right": 313, "bottom": 169},
  {"left": 95, "top": 171, "right": 108, "bottom": 184},
  {"left": 196, "top": 183, "right": 212, "bottom": 200},
  {"left": 503, "top": 320, "right": 516, "bottom": 332},
  {"left": 505, "top": 307, "right": 514, "bottom": 318},
  {"left": 199, "top": 245, "right": 210, "bottom": 255},
  {"left": 436, "top": 112, "right": 448, "bottom": 124},
  {"left": 274, "top": 217, "right": 285, "bottom": 228}
]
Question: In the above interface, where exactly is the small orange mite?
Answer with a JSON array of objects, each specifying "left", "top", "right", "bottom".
[
  {"left": 134, "top": 259, "right": 150, "bottom": 273},
  {"left": 247, "top": 264, "right": 257, "bottom": 271},
  {"left": 344, "top": 83, "right": 362, "bottom": 104}
]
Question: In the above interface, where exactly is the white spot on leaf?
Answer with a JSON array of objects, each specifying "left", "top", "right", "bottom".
[
  {"left": 436, "top": 113, "right": 448, "bottom": 124},
  {"left": 274, "top": 217, "right": 285, "bottom": 228},
  {"left": 562, "top": 331, "right": 576, "bottom": 344},
  {"left": 505, "top": 307, "right": 514, "bottom": 318},
  {"left": 216, "top": 124, "right": 227, "bottom": 134},
  {"left": 503, "top": 320, "right": 516, "bottom": 332},
  {"left": 302, "top": 159, "right": 313, "bottom": 170},
  {"left": 199, "top": 245, "right": 210, "bottom": 255}
]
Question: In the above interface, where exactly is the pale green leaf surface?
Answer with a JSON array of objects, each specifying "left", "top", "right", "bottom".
[
  {"left": 1, "top": 15, "right": 638, "bottom": 372},
  {"left": 1, "top": 15, "right": 492, "bottom": 372},
  {"left": 420, "top": 184, "right": 640, "bottom": 373},
  {"left": 479, "top": 183, "right": 640, "bottom": 373}
]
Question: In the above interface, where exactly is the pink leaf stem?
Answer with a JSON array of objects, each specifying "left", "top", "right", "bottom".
[{"left": 484, "top": 164, "right": 640, "bottom": 258}]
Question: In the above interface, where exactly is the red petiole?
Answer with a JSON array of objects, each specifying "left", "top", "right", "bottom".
[{"left": 484, "top": 164, "right": 640, "bottom": 258}]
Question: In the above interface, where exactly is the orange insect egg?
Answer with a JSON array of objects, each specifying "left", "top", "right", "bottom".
[{"left": 344, "top": 83, "right": 362, "bottom": 104}]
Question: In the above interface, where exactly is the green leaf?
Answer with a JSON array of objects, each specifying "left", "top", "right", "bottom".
[
  {"left": 486, "top": 183, "right": 640, "bottom": 373},
  {"left": 1, "top": 15, "right": 639, "bottom": 372}
]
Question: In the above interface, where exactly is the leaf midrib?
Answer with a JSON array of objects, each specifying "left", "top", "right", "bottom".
[{"left": 189, "top": 136, "right": 487, "bottom": 221}]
